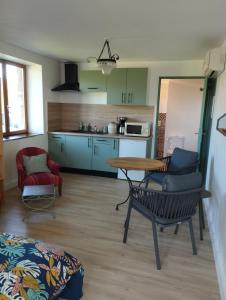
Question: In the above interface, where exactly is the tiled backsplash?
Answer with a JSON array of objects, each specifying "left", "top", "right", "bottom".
[{"left": 48, "top": 103, "right": 154, "bottom": 131}]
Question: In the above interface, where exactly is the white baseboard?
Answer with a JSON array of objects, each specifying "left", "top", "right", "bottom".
[{"left": 205, "top": 205, "right": 226, "bottom": 300}]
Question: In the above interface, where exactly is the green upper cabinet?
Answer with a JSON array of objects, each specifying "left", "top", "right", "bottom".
[
  {"left": 106, "top": 69, "right": 127, "bottom": 105},
  {"left": 126, "top": 68, "right": 147, "bottom": 105},
  {"left": 107, "top": 68, "right": 148, "bottom": 105},
  {"left": 79, "top": 70, "right": 107, "bottom": 92}
]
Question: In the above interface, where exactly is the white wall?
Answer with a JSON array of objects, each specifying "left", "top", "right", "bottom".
[
  {"left": 27, "top": 64, "right": 44, "bottom": 133},
  {"left": 0, "top": 40, "right": 60, "bottom": 189},
  {"left": 163, "top": 79, "right": 204, "bottom": 154},
  {"left": 205, "top": 58, "right": 226, "bottom": 299}
]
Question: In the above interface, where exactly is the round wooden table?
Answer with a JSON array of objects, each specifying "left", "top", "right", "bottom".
[
  {"left": 107, "top": 157, "right": 165, "bottom": 210},
  {"left": 107, "top": 157, "right": 164, "bottom": 171}
]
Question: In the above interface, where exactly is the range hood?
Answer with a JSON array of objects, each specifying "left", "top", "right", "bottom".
[{"left": 51, "top": 63, "right": 80, "bottom": 91}]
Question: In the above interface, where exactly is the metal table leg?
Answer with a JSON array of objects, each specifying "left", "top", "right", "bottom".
[
  {"left": 115, "top": 169, "right": 132, "bottom": 211},
  {"left": 115, "top": 170, "right": 151, "bottom": 211}
]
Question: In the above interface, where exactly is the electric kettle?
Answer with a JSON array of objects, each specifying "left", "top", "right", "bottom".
[{"left": 108, "top": 122, "right": 117, "bottom": 134}]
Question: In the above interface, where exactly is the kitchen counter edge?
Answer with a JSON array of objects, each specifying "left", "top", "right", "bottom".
[{"left": 48, "top": 131, "right": 152, "bottom": 141}]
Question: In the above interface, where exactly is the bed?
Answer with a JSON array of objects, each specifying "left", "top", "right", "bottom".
[{"left": 0, "top": 233, "right": 84, "bottom": 299}]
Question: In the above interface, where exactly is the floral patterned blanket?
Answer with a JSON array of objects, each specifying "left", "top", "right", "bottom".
[{"left": 0, "top": 233, "right": 84, "bottom": 299}]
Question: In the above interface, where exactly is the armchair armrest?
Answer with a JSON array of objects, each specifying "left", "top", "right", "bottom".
[
  {"left": 17, "top": 162, "right": 25, "bottom": 172},
  {"left": 143, "top": 156, "right": 172, "bottom": 186},
  {"left": 16, "top": 163, "right": 26, "bottom": 189},
  {"left": 48, "top": 159, "right": 60, "bottom": 175}
]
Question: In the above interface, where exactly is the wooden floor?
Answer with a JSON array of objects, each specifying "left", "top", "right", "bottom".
[{"left": 0, "top": 173, "right": 219, "bottom": 300}]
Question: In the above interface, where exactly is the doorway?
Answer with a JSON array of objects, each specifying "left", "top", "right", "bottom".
[{"left": 156, "top": 77, "right": 205, "bottom": 158}]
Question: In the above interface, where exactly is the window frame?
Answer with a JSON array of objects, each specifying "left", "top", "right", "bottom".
[{"left": 0, "top": 59, "right": 28, "bottom": 137}]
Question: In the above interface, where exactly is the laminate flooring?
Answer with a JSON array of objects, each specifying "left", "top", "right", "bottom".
[{"left": 0, "top": 173, "right": 220, "bottom": 300}]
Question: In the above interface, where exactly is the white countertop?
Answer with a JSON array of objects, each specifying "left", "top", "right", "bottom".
[{"left": 49, "top": 130, "right": 152, "bottom": 141}]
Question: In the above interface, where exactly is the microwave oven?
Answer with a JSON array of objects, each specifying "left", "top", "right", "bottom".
[{"left": 124, "top": 122, "right": 151, "bottom": 137}]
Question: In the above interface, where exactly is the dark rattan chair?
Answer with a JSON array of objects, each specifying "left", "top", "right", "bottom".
[
  {"left": 146, "top": 147, "right": 199, "bottom": 185},
  {"left": 123, "top": 173, "right": 202, "bottom": 270}
]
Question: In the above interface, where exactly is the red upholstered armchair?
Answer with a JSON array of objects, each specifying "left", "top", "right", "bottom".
[{"left": 16, "top": 147, "right": 62, "bottom": 195}]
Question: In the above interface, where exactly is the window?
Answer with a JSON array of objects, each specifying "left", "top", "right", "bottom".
[{"left": 0, "top": 60, "right": 27, "bottom": 136}]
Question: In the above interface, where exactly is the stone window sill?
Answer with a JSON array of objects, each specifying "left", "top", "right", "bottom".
[{"left": 3, "top": 133, "right": 44, "bottom": 142}]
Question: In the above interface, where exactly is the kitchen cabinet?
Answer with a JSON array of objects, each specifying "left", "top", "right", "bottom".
[
  {"left": 107, "top": 68, "right": 148, "bottom": 105},
  {"left": 65, "top": 135, "right": 93, "bottom": 169},
  {"left": 92, "top": 138, "right": 119, "bottom": 173},
  {"left": 106, "top": 69, "right": 127, "bottom": 105},
  {"left": 48, "top": 134, "right": 66, "bottom": 166},
  {"left": 126, "top": 68, "right": 148, "bottom": 105},
  {"left": 79, "top": 70, "right": 107, "bottom": 92}
]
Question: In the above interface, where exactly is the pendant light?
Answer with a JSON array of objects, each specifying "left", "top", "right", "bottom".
[{"left": 96, "top": 40, "right": 119, "bottom": 75}]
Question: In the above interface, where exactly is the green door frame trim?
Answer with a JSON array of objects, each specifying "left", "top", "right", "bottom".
[{"left": 153, "top": 76, "right": 205, "bottom": 158}]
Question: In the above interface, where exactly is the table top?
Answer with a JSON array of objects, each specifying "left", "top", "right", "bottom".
[
  {"left": 107, "top": 157, "right": 165, "bottom": 171},
  {"left": 22, "top": 185, "right": 55, "bottom": 197}
]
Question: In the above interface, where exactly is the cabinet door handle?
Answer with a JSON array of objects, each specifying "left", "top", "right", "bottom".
[
  {"left": 128, "top": 93, "right": 131, "bottom": 103},
  {"left": 94, "top": 145, "right": 97, "bottom": 155},
  {"left": 96, "top": 139, "right": 107, "bottom": 142},
  {"left": 113, "top": 139, "right": 116, "bottom": 149},
  {"left": 124, "top": 92, "right": 127, "bottom": 103},
  {"left": 122, "top": 92, "right": 127, "bottom": 104},
  {"left": 88, "top": 138, "right": 90, "bottom": 148},
  {"left": 128, "top": 92, "right": 133, "bottom": 103},
  {"left": 52, "top": 136, "right": 61, "bottom": 139},
  {"left": 61, "top": 143, "right": 64, "bottom": 152},
  {"left": 88, "top": 87, "right": 98, "bottom": 90}
]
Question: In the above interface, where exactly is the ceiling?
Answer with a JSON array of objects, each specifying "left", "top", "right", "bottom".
[{"left": 0, "top": 0, "right": 226, "bottom": 62}]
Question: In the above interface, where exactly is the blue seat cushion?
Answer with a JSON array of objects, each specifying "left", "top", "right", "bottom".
[
  {"left": 162, "top": 172, "right": 202, "bottom": 192},
  {"left": 168, "top": 147, "right": 198, "bottom": 173},
  {"left": 148, "top": 172, "right": 167, "bottom": 185}
]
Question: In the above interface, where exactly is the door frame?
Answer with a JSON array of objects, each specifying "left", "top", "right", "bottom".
[{"left": 154, "top": 76, "right": 205, "bottom": 158}]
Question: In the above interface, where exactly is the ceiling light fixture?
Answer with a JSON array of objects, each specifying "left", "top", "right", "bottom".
[{"left": 96, "top": 40, "right": 119, "bottom": 75}]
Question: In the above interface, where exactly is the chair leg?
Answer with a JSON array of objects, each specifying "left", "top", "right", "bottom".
[
  {"left": 199, "top": 198, "right": 205, "bottom": 229},
  {"left": 152, "top": 221, "right": 161, "bottom": 270},
  {"left": 188, "top": 219, "right": 197, "bottom": 255},
  {"left": 199, "top": 200, "right": 204, "bottom": 241},
  {"left": 174, "top": 224, "right": 180, "bottom": 235},
  {"left": 123, "top": 204, "right": 132, "bottom": 244},
  {"left": 160, "top": 226, "right": 164, "bottom": 232}
]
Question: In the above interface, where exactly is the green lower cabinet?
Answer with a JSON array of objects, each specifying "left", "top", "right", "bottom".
[
  {"left": 48, "top": 134, "right": 66, "bottom": 166},
  {"left": 65, "top": 135, "right": 92, "bottom": 169},
  {"left": 92, "top": 138, "right": 119, "bottom": 172},
  {"left": 49, "top": 134, "right": 119, "bottom": 173}
]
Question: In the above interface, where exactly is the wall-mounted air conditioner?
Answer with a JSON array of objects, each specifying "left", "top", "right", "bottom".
[{"left": 203, "top": 47, "right": 226, "bottom": 77}]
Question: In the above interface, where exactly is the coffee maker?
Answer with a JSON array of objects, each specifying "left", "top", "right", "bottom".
[{"left": 117, "top": 116, "right": 127, "bottom": 134}]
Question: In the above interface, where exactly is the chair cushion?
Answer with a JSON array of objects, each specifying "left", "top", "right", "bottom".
[
  {"left": 162, "top": 172, "right": 202, "bottom": 192},
  {"left": 168, "top": 147, "right": 198, "bottom": 172},
  {"left": 23, "top": 172, "right": 62, "bottom": 187},
  {"left": 23, "top": 153, "right": 50, "bottom": 175},
  {"left": 148, "top": 172, "right": 166, "bottom": 185}
]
